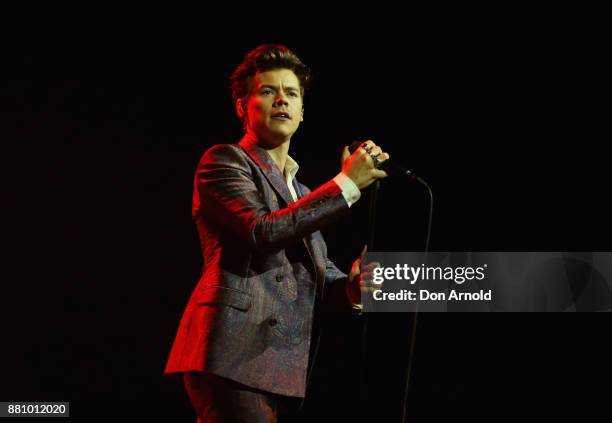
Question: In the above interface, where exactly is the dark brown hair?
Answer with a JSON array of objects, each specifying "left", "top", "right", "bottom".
[{"left": 230, "top": 44, "right": 311, "bottom": 106}]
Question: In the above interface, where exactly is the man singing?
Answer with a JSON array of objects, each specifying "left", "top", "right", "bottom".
[{"left": 165, "top": 44, "right": 389, "bottom": 422}]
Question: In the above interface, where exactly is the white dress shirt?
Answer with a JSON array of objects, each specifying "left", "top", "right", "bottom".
[{"left": 283, "top": 155, "right": 361, "bottom": 206}]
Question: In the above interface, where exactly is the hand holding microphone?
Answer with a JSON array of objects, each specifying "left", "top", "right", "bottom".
[{"left": 341, "top": 140, "right": 390, "bottom": 190}]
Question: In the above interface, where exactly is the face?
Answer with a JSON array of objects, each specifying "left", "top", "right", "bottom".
[{"left": 238, "top": 68, "right": 304, "bottom": 145}]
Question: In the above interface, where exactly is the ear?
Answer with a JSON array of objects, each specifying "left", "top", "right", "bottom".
[
  {"left": 300, "top": 108, "right": 304, "bottom": 122},
  {"left": 236, "top": 98, "right": 246, "bottom": 119}
]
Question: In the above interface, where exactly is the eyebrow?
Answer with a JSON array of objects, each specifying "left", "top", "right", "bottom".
[{"left": 259, "top": 84, "right": 300, "bottom": 92}]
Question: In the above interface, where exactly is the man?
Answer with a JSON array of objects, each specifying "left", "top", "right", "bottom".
[{"left": 164, "top": 44, "right": 389, "bottom": 422}]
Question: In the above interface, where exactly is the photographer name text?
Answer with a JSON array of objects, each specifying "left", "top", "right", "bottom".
[{"left": 373, "top": 289, "right": 492, "bottom": 302}]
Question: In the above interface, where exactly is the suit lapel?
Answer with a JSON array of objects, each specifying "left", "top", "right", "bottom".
[
  {"left": 239, "top": 139, "right": 327, "bottom": 298},
  {"left": 239, "top": 140, "right": 295, "bottom": 206}
]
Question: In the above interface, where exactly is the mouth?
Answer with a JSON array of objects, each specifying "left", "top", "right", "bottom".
[{"left": 271, "top": 111, "right": 291, "bottom": 120}]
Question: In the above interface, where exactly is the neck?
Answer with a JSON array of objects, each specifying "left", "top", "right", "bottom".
[{"left": 242, "top": 131, "right": 290, "bottom": 173}]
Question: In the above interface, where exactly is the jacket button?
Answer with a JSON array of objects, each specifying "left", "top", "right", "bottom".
[
  {"left": 268, "top": 318, "right": 278, "bottom": 327},
  {"left": 275, "top": 274, "right": 283, "bottom": 282}
]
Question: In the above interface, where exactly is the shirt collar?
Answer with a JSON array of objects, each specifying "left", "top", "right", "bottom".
[{"left": 284, "top": 154, "right": 300, "bottom": 180}]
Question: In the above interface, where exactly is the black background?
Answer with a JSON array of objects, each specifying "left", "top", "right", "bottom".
[{"left": 3, "top": 15, "right": 610, "bottom": 422}]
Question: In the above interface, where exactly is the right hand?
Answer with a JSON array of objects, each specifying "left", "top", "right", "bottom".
[{"left": 341, "top": 140, "right": 390, "bottom": 190}]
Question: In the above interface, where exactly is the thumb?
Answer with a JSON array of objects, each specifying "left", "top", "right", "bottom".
[
  {"left": 356, "top": 244, "right": 368, "bottom": 273},
  {"left": 350, "top": 257, "right": 361, "bottom": 278},
  {"left": 360, "top": 244, "right": 368, "bottom": 261},
  {"left": 341, "top": 145, "right": 351, "bottom": 163}
]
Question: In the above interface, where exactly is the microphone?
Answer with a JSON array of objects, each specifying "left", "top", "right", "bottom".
[{"left": 349, "top": 141, "right": 413, "bottom": 178}]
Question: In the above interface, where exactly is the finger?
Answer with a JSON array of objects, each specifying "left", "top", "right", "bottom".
[
  {"left": 342, "top": 146, "right": 351, "bottom": 162},
  {"left": 360, "top": 151, "right": 376, "bottom": 167},
  {"left": 356, "top": 146, "right": 370, "bottom": 160},
  {"left": 369, "top": 146, "right": 383, "bottom": 157},
  {"left": 362, "top": 261, "right": 381, "bottom": 271},
  {"left": 360, "top": 275, "right": 381, "bottom": 288},
  {"left": 349, "top": 263, "right": 361, "bottom": 281},
  {"left": 360, "top": 286, "right": 380, "bottom": 296},
  {"left": 358, "top": 153, "right": 376, "bottom": 171},
  {"left": 372, "top": 169, "right": 389, "bottom": 178},
  {"left": 363, "top": 279, "right": 383, "bottom": 288},
  {"left": 360, "top": 245, "right": 368, "bottom": 264},
  {"left": 361, "top": 140, "right": 375, "bottom": 151},
  {"left": 360, "top": 271, "right": 373, "bottom": 281},
  {"left": 377, "top": 152, "right": 390, "bottom": 163}
]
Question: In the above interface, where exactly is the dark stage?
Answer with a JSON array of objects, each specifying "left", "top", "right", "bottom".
[{"left": 3, "top": 21, "right": 610, "bottom": 422}]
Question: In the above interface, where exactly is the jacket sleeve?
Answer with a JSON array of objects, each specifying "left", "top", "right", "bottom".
[
  {"left": 325, "top": 258, "right": 348, "bottom": 283},
  {"left": 297, "top": 181, "right": 351, "bottom": 286},
  {"left": 321, "top": 257, "right": 357, "bottom": 311},
  {"left": 197, "top": 144, "right": 350, "bottom": 254}
]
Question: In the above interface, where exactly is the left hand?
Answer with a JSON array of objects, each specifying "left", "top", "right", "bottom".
[{"left": 347, "top": 245, "right": 382, "bottom": 305}]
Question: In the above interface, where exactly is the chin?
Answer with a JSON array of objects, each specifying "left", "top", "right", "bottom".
[{"left": 268, "top": 128, "right": 296, "bottom": 139}]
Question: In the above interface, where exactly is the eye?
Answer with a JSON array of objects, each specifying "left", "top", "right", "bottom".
[
  {"left": 261, "top": 88, "right": 273, "bottom": 96},
  {"left": 288, "top": 91, "right": 299, "bottom": 98}
]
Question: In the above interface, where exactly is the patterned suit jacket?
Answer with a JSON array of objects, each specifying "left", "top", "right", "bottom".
[{"left": 164, "top": 138, "right": 353, "bottom": 397}]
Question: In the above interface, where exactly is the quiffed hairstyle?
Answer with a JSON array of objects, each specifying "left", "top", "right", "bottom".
[{"left": 230, "top": 44, "right": 311, "bottom": 112}]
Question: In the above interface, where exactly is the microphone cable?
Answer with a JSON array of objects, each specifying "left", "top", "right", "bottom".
[
  {"left": 401, "top": 176, "right": 432, "bottom": 423},
  {"left": 356, "top": 157, "right": 433, "bottom": 423}
]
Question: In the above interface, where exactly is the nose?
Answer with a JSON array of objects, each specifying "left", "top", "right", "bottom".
[{"left": 274, "top": 91, "right": 289, "bottom": 107}]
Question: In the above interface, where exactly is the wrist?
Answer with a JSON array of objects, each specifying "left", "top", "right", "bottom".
[{"left": 333, "top": 172, "right": 361, "bottom": 207}]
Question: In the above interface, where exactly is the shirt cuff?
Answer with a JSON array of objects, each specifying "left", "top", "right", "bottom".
[{"left": 333, "top": 172, "right": 361, "bottom": 207}]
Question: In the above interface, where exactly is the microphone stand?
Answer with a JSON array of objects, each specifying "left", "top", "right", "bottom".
[
  {"left": 360, "top": 174, "right": 433, "bottom": 423},
  {"left": 359, "top": 180, "right": 380, "bottom": 410}
]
